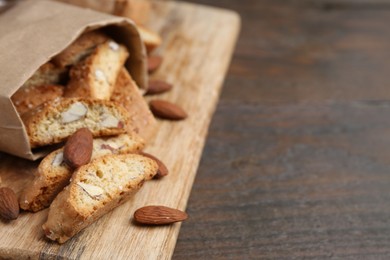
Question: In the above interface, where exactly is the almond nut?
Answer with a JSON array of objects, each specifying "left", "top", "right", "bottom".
[
  {"left": 77, "top": 182, "right": 104, "bottom": 199},
  {"left": 149, "top": 100, "right": 187, "bottom": 120},
  {"left": 134, "top": 205, "right": 188, "bottom": 225},
  {"left": 61, "top": 102, "right": 88, "bottom": 123},
  {"left": 148, "top": 55, "right": 163, "bottom": 74},
  {"left": 95, "top": 69, "right": 107, "bottom": 82},
  {"left": 52, "top": 151, "right": 64, "bottom": 167},
  {"left": 100, "top": 114, "right": 120, "bottom": 128},
  {"left": 64, "top": 128, "right": 93, "bottom": 169},
  {"left": 146, "top": 80, "right": 173, "bottom": 95},
  {"left": 139, "top": 152, "right": 168, "bottom": 179},
  {"left": 0, "top": 187, "right": 19, "bottom": 221},
  {"left": 108, "top": 41, "right": 119, "bottom": 51}
]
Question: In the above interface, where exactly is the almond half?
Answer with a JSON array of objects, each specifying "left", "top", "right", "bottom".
[
  {"left": 146, "top": 80, "right": 173, "bottom": 95},
  {"left": 134, "top": 205, "right": 188, "bottom": 225},
  {"left": 0, "top": 187, "right": 19, "bottom": 221},
  {"left": 148, "top": 55, "right": 163, "bottom": 74},
  {"left": 63, "top": 128, "right": 93, "bottom": 169},
  {"left": 149, "top": 100, "right": 187, "bottom": 120},
  {"left": 139, "top": 152, "right": 168, "bottom": 179}
]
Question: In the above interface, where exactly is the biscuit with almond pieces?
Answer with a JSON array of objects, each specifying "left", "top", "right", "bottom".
[
  {"left": 137, "top": 25, "right": 162, "bottom": 54},
  {"left": 42, "top": 153, "right": 158, "bottom": 243},
  {"left": 64, "top": 40, "right": 129, "bottom": 100},
  {"left": 111, "top": 68, "right": 156, "bottom": 140},
  {"left": 22, "top": 62, "right": 68, "bottom": 89},
  {"left": 20, "top": 133, "right": 145, "bottom": 212},
  {"left": 22, "top": 98, "right": 128, "bottom": 148},
  {"left": 52, "top": 30, "right": 110, "bottom": 68},
  {"left": 11, "top": 84, "right": 64, "bottom": 115}
]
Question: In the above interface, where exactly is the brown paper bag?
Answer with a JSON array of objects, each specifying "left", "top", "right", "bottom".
[{"left": 0, "top": 0, "right": 147, "bottom": 160}]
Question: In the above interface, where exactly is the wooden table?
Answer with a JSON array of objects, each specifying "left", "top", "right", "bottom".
[{"left": 173, "top": 0, "right": 390, "bottom": 258}]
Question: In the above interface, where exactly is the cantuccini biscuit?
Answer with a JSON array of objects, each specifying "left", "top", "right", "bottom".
[
  {"left": 52, "top": 30, "right": 110, "bottom": 68},
  {"left": 20, "top": 133, "right": 145, "bottom": 212},
  {"left": 11, "top": 84, "right": 64, "bottom": 115},
  {"left": 22, "top": 62, "right": 68, "bottom": 89},
  {"left": 64, "top": 40, "right": 129, "bottom": 100},
  {"left": 42, "top": 154, "right": 158, "bottom": 243},
  {"left": 111, "top": 68, "right": 156, "bottom": 140},
  {"left": 136, "top": 25, "right": 162, "bottom": 54},
  {"left": 22, "top": 98, "right": 129, "bottom": 148}
]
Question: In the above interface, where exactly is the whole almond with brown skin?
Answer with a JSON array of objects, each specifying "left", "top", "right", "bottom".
[
  {"left": 134, "top": 205, "right": 188, "bottom": 225},
  {"left": 139, "top": 152, "right": 168, "bottom": 179},
  {"left": 0, "top": 187, "right": 19, "bottom": 220},
  {"left": 148, "top": 55, "right": 163, "bottom": 73},
  {"left": 64, "top": 128, "right": 93, "bottom": 169},
  {"left": 146, "top": 80, "right": 173, "bottom": 95},
  {"left": 149, "top": 100, "right": 188, "bottom": 120}
]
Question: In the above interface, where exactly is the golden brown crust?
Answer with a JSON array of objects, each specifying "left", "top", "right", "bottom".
[
  {"left": 19, "top": 133, "right": 145, "bottom": 212},
  {"left": 111, "top": 68, "right": 156, "bottom": 140},
  {"left": 52, "top": 30, "right": 110, "bottom": 68},
  {"left": 22, "top": 98, "right": 129, "bottom": 148},
  {"left": 64, "top": 40, "right": 129, "bottom": 100},
  {"left": 19, "top": 149, "right": 71, "bottom": 212},
  {"left": 42, "top": 154, "right": 158, "bottom": 243},
  {"left": 22, "top": 62, "right": 68, "bottom": 89},
  {"left": 11, "top": 84, "right": 65, "bottom": 115},
  {"left": 136, "top": 25, "right": 162, "bottom": 54}
]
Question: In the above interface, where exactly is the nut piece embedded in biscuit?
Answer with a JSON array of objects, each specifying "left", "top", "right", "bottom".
[
  {"left": 95, "top": 69, "right": 107, "bottom": 82},
  {"left": 22, "top": 98, "right": 129, "bottom": 148},
  {"left": 61, "top": 102, "right": 88, "bottom": 123},
  {"left": 100, "top": 114, "right": 120, "bottom": 128},
  {"left": 51, "top": 151, "right": 64, "bottom": 167},
  {"left": 77, "top": 182, "right": 104, "bottom": 199},
  {"left": 108, "top": 41, "right": 119, "bottom": 51},
  {"left": 64, "top": 40, "right": 129, "bottom": 100}
]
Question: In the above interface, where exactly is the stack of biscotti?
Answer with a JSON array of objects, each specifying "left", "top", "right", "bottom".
[
  {"left": 12, "top": 29, "right": 160, "bottom": 243},
  {"left": 13, "top": 30, "right": 156, "bottom": 142},
  {"left": 20, "top": 132, "right": 146, "bottom": 212}
]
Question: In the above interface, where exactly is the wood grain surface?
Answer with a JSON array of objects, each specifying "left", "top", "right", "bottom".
[
  {"left": 0, "top": 1, "right": 239, "bottom": 259},
  {"left": 173, "top": 0, "right": 390, "bottom": 259}
]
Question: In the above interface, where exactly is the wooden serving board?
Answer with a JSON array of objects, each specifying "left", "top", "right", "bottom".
[{"left": 0, "top": 1, "right": 240, "bottom": 259}]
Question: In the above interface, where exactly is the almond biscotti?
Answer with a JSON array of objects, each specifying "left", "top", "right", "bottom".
[
  {"left": 11, "top": 84, "right": 65, "bottom": 115},
  {"left": 52, "top": 30, "right": 110, "bottom": 68},
  {"left": 42, "top": 153, "right": 158, "bottom": 243},
  {"left": 20, "top": 133, "right": 145, "bottom": 212},
  {"left": 21, "top": 62, "right": 68, "bottom": 89},
  {"left": 22, "top": 98, "right": 128, "bottom": 148},
  {"left": 111, "top": 68, "right": 156, "bottom": 140},
  {"left": 137, "top": 25, "right": 162, "bottom": 54},
  {"left": 64, "top": 40, "right": 129, "bottom": 100}
]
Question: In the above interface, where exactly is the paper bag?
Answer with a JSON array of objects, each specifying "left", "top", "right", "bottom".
[{"left": 0, "top": 0, "right": 147, "bottom": 160}]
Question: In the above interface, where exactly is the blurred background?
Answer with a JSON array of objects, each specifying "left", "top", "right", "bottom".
[{"left": 172, "top": 0, "right": 390, "bottom": 259}]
